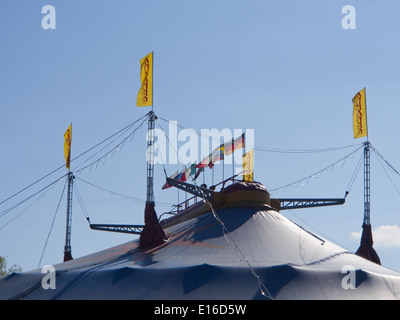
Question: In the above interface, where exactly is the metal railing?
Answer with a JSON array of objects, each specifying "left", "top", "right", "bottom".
[{"left": 159, "top": 174, "right": 242, "bottom": 221}]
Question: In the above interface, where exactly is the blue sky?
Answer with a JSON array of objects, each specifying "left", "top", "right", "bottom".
[{"left": 2, "top": 1, "right": 400, "bottom": 273}]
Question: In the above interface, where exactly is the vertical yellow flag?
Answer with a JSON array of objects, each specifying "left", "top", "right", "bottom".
[
  {"left": 64, "top": 124, "right": 72, "bottom": 170},
  {"left": 352, "top": 88, "right": 368, "bottom": 139},
  {"left": 242, "top": 149, "right": 254, "bottom": 182},
  {"left": 137, "top": 52, "right": 153, "bottom": 107}
]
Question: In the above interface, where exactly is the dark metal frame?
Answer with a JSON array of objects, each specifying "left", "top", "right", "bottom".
[
  {"left": 90, "top": 224, "right": 143, "bottom": 235},
  {"left": 278, "top": 198, "right": 345, "bottom": 210}
]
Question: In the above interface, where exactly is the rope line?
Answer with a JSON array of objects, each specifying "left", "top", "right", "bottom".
[
  {"left": 76, "top": 178, "right": 174, "bottom": 207},
  {"left": 37, "top": 177, "right": 68, "bottom": 268},
  {"left": 0, "top": 174, "right": 68, "bottom": 219},
  {"left": 73, "top": 183, "right": 91, "bottom": 223},
  {"left": 269, "top": 143, "right": 365, "bottom": 193},
  {"left": 0, "top": 113, "right": 150, "bottom": 208},
  {"left": 73, "top": 116, "right": 148, "bottom": 175},
  {"left": 0, "top": 178, "right": 60, "bottom": 231},
  {"left": 158, "top": 115, "right": 363, "bottom": 154},
  {"left": 155, "top": 117, "right": 189, "bottom": 173},
  {"left": 373, "top": 152, "right": 400, "bottom": 197},
  {"left": 195, "top": 185, "right": 274, "bottom": 300},
  {"left": 369, "top": 143, "right": 400, "bottom": 176},
  {"left": 345, "top": 150, "right": 364, "bottom": 194}
]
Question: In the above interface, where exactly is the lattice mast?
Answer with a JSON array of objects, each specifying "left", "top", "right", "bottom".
[
  {"left": 63, "top": 171, "right": 74, "bottom": 262},
  {"left": 363, "top": 141, "right": 371, "bottom": 225},
  {"left": 146, "top": 111, "right": 156, "bottom": 203}
]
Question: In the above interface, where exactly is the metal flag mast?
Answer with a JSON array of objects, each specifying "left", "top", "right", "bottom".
[
  {"left": 63, "top": 171, "right": 74, "bottom": 262},
  {"left": 363, "top": 140, "right": 371, "bottom": 226},
  {"left": 146, "top": 110, "right": 156, "bottom": 203}
]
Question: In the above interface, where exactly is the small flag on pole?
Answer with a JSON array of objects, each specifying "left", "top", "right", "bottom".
[
  {"left": 137, "top": 52, "right": 153, "bottom": 107},
  {"left": 176, "top": 167, "right": 187, "bottom": 182},
  {"left": 64, "top": 124, "right": 72, "bottom": 171},
  {"left": 352, "top": 88, "right": 368, "bottom": 139},
  {"left": 179, "top": 165, "right": 196, "bottom": 182},
  {"left": 224, "top": 133, "right": 245, "bottom": 156},
  {"left": 162, "top": 171, "right": 178, "bottom": 190},
  {"left": 195, "top": 154, "right": 212, "bottom": 168},
  {"left": 184, "top": 164, "right": 197, "bottom": 180},
  {"left": 242, "top": 149, "right": 254, "bottom": 182},
  {"left": 192, "top": 167, "right": 204, "bottom": 181},
  {"left": 209, "top": 144, "right": 224, "bottom": 169}
]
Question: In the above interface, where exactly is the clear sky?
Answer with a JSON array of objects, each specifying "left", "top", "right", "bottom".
[{"left": 2, "top": 1, "right": 400, "bottom": 273}]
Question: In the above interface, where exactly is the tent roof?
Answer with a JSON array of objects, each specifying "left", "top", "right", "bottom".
[{"left": 2, "top": 202, "right": 400, "bottom": 300}]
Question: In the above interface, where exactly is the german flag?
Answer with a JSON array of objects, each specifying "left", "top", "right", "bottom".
[{"left": 224, "top": 133, "right": 245, "bottom": 156}]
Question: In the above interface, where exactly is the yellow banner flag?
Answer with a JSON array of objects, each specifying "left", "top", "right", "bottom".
[
  {"left": 136, "top": 52, "right": 153, "bottom": 107},
  {"left": 64, "top": 124, "right": 72, "bottom": 170},
  {"left": 242, "top": 149, "right": 254, "bottom": 182},
  {"left": 352, "top": 88, "right": 368, "bottom": 139}
]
